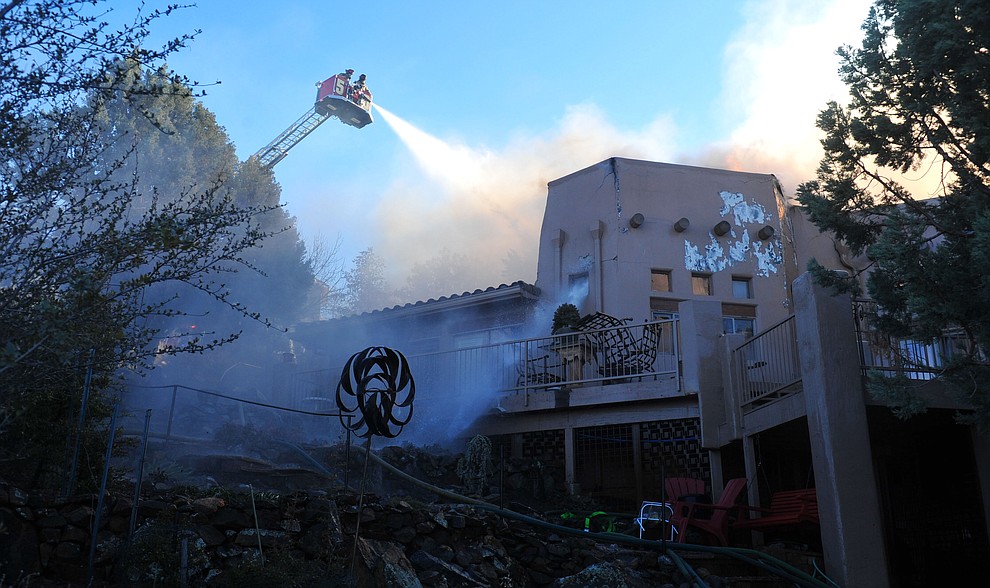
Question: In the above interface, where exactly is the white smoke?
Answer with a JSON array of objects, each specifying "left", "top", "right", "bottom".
[
  {"left": 327, "top": 0, "right": 876, "bottom": 300},
  {"left": 695, "top": 0, "right": 873, "bottom": 194},
  {"left": 371, "top": 103, "right": 678, "bottom": 293}
]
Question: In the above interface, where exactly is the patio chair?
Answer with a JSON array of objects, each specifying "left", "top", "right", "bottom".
[
  {"left": 516, "top": 354, "right": 563, "bottom": 387},
  {"left": 578, "top": 313, "right": 661, "bottom": 380},
  {"left": 634, "top": 501, "right": 677, "bottom": 540},
  {"left": 664, "top": 477, "right": 706, "bottom": 503},
  {"left": 670, "top": 477, "right": 747, "bottom": 546}
]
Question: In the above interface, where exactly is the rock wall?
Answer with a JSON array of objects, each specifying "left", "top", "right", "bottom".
[
  {"left": 1, "top": 482, "right": 685, "bottom": 587},
  {"left": 1, "top": 443, "right": 819, "bottom": 587}
]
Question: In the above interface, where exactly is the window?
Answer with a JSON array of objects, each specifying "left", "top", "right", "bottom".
[
  {"left": 732, "top": 277, "right": 752, "bottom": 299},
  {"left": 691, "top": 273, "right": 712, "bottom": 296},
  {"left": 568, "top": 272, "right": 589, "bottom": 302},
  {"left": 453, "top": 331, "right": 488, "bottom": 349},
  {"left": 723, "top": 316, "right": 755, "bottom": 337},
  {"left": 895, "top": 339, "right": 944, "bottom": 380},
  {"left": 650, "top": 311, "right": 678, "bottom": 355},
  {"left": 405, "top": 337, "right": 440, "bottom": 354},
  {"left": 650, "top": 297, "right": 681, "bottom": 326},
  {"left": 651, "top": 269, "right": 672, "bottom": 292}
]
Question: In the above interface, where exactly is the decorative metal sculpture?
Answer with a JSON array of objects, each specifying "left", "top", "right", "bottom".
[
  {"left": 335, "top": 346, "right": 416, "bottom": 439},
  {"left": 335, "top": 346, "right": 416, "bottom": 575}
]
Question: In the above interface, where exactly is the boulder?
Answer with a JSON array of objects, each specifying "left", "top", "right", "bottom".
[{"left": 355, "top": 538, "right": 422, "bottom": 588}]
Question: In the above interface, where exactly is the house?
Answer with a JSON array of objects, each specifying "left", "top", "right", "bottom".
[{"left": 290, "top": 157, "right": 990, "bottom": 587}]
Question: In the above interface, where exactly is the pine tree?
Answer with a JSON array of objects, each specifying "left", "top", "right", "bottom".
[
  {"left": 344, "top": 248, "right": 394, "bottom": 314},
  {"left": 797, "top": 0, "right": 990, "bottom": 429},
  {"left": 0, "top": 1, "right": 302, "bottom": 487}
]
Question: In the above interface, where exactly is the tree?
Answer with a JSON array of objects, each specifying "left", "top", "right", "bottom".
[
  {"left": 551, "top": 303, "right": 582, "bottom": 334},
  {"left": 306, "top": 233, "right": 349, "bottom": 319},
  {"left": 0, "top": 1, "right": 287, "bottom": 487},
  {"left": 398, "top": 248, "right": 474, "bottom": 303},
  {"left": 344, "top": 248, "right": 394, "bottom": 314},
  {"left": 86, "top": 65, "right": 318, "bottom": 388},
  {"left": 796, "top": 0, "right": 990, "bottom": 429}
]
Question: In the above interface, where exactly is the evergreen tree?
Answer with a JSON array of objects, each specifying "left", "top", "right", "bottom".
[
  {"left": 344, "top": 248, "right": 394, "bottom": 314},
  {"left": 797, "top": 0, "right": 990, "bottom": 429},
  {"left": 83, "top": 63, "right": 317, "bottom": 387},
  {"left": 399, "top": 248, "right": 474, "bottom": 302},
  {"left": 0, "top": 1, "right": 300, "bottom": 487}
]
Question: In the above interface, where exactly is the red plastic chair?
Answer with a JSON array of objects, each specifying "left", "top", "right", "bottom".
[
  {"left": 664, "top": 477, "right": 706, "bottom": 502},
  {"left": 671, "top": 477, "right": 747, "bottom": 546}
]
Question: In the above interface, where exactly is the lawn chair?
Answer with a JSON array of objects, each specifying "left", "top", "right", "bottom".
[
  {"left": 670, "top": 477, "right": 747, "bottom": 546},
  {"left": 664, "top": 477, "right": 706, "bottom": 503},
  {"left": 634, "top": 501, "right": 677, "bottom": 540}
]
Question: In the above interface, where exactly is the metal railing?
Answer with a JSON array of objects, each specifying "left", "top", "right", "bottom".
[
  {"left": 852, "top": 299, "right": 970, "bottom": 380},
  {"left": 732, "top": 315, "right": 801, "bottom": 412},
  {"left": 121, "top": 383, "right": 349, "bottom": 444},
  {"left": 291, "top": 319, "right": 681, "bottom": 411}
]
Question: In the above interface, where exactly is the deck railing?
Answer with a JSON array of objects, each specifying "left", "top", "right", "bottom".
[
  {"left": 732, "top": 315, "right": 802, "bottom": 412},
  {"left": 728, "top": 298, "right": 974, "bottom": 414},
  {"left": 852, "top": 299, "right": 970, "bottom": 380},
  {"left": 288, "top": 319, "right": 680, "bottom": 411}
]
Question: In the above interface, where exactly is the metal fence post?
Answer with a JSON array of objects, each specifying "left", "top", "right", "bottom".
[
  {"left": 65, "top": 348, "right": 95, "bottom": 500},
  {"left": 87, "top": 401, "right": 120, "bottom": 585},
  {"left": 129, "top": 409, "right": 152, "bottom": 538}
]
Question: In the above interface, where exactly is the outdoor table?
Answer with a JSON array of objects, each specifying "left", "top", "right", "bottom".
[{"left": 549, "top": 335, "right": 597, "bottom": 383}]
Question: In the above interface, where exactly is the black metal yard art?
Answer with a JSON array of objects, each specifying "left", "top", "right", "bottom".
[
  {"left": 335, "top": 345, "right": 416, "bottom": 438},
  {"left": 334, "top": 346, "right": 416, "bottom": 575}
]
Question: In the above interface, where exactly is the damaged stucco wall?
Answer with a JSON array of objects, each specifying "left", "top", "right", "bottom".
[
  {"left": 535, "top": 157, "right": 794, "bottom": 327},
  {"left": 683, "top": 190, "right": 784, "bottom": 277}
]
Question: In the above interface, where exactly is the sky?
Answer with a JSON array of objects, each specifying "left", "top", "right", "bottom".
[{"left": 144, "top": 0, "right": 875, "bottom": 300}]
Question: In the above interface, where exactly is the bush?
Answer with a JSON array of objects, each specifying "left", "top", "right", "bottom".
[{"left": 552, "top": 303, "right": 582, "bottom": 334}]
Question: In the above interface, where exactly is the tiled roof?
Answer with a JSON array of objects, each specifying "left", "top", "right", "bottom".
[{"left": 343, "top": 280, "right": 540, "bottom": 320}]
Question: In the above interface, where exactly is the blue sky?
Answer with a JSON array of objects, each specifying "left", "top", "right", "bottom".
[{"left": 145, "top": 0, "right": 874, "bottom": 297}]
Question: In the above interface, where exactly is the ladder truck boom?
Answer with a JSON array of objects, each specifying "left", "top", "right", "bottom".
[
  {"left": 252, "top": 70, "right": 373, "bottom": 168},
  {"left": 254, "top": 106, "right": 327, "bottom": 168}
]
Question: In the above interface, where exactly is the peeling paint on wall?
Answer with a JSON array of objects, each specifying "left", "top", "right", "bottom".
[
  {"left": 719, "top": 190, "right": 767, "bottom": 225},
  {"left": 752, "top": 240, "right": 783, "bottom": 276},
  {"left": 728, "top": 229, "right": 750, "bottom": 262},
  {"left": 684, "top": 190, "right": 783, "bottom": 277}
]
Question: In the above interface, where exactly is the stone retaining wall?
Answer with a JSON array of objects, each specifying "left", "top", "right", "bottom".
[{"left": 1, "top": 482, "right": 687, "bottom": 587}]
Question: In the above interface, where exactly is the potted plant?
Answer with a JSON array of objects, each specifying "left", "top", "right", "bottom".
[
  {"left": 552, "top": 303, "right": 582, "bottom": 341},
  {"left": 551, "top": 304, "right": 587, "bottom": 388}
]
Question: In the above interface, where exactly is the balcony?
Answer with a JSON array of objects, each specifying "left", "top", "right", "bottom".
[
  {"left": 286, "top": 298, "right": 969, "bottom": 428},
  {"left": 287, "top": 319, "right": 682, "bottom": 416},
  {"left": 726, "top": 298, "right": 973, "bottom": 423},
  {"left": 731, "top": 315, "right": 802, "bottom": 414},
  {"left": 852, "top": 299, "right": 971, "bottom": 380}
]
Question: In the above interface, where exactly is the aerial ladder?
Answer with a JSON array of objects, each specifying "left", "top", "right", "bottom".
[{"left": 252, "top": 70, "right": 373, "bottom": 168}]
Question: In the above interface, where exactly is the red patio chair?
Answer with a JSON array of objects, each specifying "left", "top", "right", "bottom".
[
  {"left": 671, "top": 477, "right": 748, "bottom": 546},
  {"left": 664, "top": 477, "right": 706, "bottom": 502}
]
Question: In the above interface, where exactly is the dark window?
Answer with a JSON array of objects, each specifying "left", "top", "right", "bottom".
[
  {"left": 569, "top": 272, "right": 589, "bottom": 302},
  {"left": 732, "top": 277, "right": 752, "bottom": 299}
]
